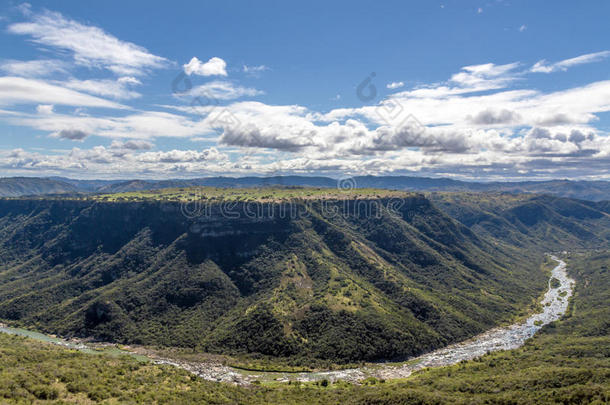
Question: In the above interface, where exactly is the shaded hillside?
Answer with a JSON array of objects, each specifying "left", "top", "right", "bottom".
[
  {"left": 428, "top": 193, "right": 610, "bottom": 250},
  {"left": 0, "top": 177, "right": 78, "bottom": 197},
  {"left": 48, "top": 177, "right": 118, "bottom": 192},
  {"left": 0, "top": 191, "right": 549, "bottom": 363}
]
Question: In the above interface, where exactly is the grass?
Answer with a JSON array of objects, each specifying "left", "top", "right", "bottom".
[
  {"left": 92, "top": 186, "right": 410, "bottom": 202},
  {"left": 0, "top": 186, "right": 411, "bottom": 203}
]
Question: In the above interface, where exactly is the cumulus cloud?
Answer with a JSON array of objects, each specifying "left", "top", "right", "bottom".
[
  {"left": 137, "top": 147, "right": 227, "bottom": 163},
  {"left": 517, "top": 127, "right": 603, "bottom": 157},
  {"left": 568, "top": 130, "right": 589, "bottom": 144},
  {"left": 531, "top": 51, "right": 610, "bottom": 73},
  {"left": 468, "top": 109, "right": 521, "bottom": 125},
  {"left": 7, "top": 9, "right": 168, "bottom": 76},
  {"left": 184, "top": 57, "right": 227, "bottom": 76},
  {"left": 220, "top": 125, "right": 314, "bottom": 151},
  {"left": 52, "top": 129, "right": 88, "bottom": 140},
  {"left": 3, "top": 49, "right": 610, "bottom": 180},
  {"left": 203, "top": 102, "right": 316, "bottom": 150},
  {"left": 0, "top": 146, "right": 230, "bottom": 178},
  {"left": 110, "top": 140, "right": 153, "bottom": 150},
  {"left": 535, "top": 113, "right": 578, "bottom": 126}
]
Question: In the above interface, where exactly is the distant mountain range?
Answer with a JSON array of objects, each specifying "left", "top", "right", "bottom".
[{"left": 1, "top": 175, "right": 610, "bottom": 201}]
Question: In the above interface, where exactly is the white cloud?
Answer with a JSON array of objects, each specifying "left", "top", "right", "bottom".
[
  {"left": 8, "top": 59, "right": 609, "bottom": 164},
  {"left": 117, "top": 76, "right": 142, "bottom": 85},
  {"left": 449, "top": 62, "right": 520, "bottom": 91},
  {"left": 7, "top": 109, "right": 213, "bottom": 141},
  {"left": 519, "top": 25, "right": 527, "bottom": 32},
  {"left": 51, "top": 129, "right": 88, "bottom": 141},
  {"left": 36, "top": 104, "right": 53, "bottom": 114},
  {"left": 184, "top": 57, "right": 227, "bottom": 76},
  {"left": 531, "top": 50, "right": 610, "bottom": 73},
  {"left": 137, "top": 147, "right": 227, "bottom": 163},
  {"left": 363, "top": 63, "right": 521, "bottom": 103},
  {"left": 386, "top": 81, "right": 404, "bottom": 89},
  {"left": 8, "top": 9, "right": 168, "bottom": 76},
  {"left": 110, "top": 140, "right": 153, "bottom": 150},
  {"left": 62, "top": 77, "right": 141, "bottom": 100},
  {"left": 188, "top": 80, "right": 263, "bottom": 100},
  {"left": 0, "top": 59, "right": 68, "bottom": 77},
  {"left": 0, "top": 76, "right": 125, "bottom": 109},
  {"left": 15, "top": 2, "right": 32, "bottom": 16},
  {"left": 3, "top": 54, "right": 610, "bottom": 180},
  {"left": 0, "top": 146, "right": 230, "bottom": 178},
  {"left": 243, "top": 64, "right": 269, "bottom": 76}
]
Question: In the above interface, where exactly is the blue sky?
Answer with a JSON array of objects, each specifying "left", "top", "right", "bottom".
[{"left": 1, "top": 0, "right": 610, "bottom": 180}]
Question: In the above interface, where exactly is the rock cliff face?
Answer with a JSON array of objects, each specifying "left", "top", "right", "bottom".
[{"left": 0, "top": 195, "right": 561, "bottom": 363}]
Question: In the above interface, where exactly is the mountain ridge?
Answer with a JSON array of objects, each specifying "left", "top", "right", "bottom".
[{"left": 2, "top": 175, "right": 610, "bottom": 201}]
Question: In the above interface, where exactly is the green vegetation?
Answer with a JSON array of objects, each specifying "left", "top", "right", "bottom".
[
  {"left": 0, "top": 177, "right": 79, "bottom": 197},
  {"left": 3, "top": 186, "right": 410, "bottom": 202},
  {"left": 1, "top": 189, "right": 608, "bottom": 368},
  {"left": 0, "top": 190, "right": 557, "bottom": 365},
  {"left": 429, "top": 192, "right": 610, "bottom": 251},
  {"left": 91, "top": 186, "right": 409, "bottom": 202},
  {"left": 0, "top": 250, "right": 608, "bottom": 404}
]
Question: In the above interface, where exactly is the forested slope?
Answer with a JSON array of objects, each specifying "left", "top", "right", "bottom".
[
  {"left": 0, "top": 191, "right": 554, "bottom": 363},
  {"left": 0, "top": 250, "right": 607, "bottom": 404}
]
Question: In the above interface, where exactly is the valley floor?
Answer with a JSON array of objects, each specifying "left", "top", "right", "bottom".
[{"left": 0, "top": 251, "right": 608, "bottom": 404}]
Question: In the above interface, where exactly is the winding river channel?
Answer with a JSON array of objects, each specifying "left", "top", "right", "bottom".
[{"left": 0, "top": 256, "right": 574, "bottom": 385}]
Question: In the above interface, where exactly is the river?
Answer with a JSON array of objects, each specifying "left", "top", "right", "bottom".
[{"left": 0, "top": 255, "right": 574, "bottom": 385}]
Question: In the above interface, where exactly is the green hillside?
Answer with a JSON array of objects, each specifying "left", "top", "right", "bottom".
[
  {"left": 0, "top": 250, "right": 607, "bottom": 404},
  {"left": 0, "top": 177, "right": 78, "bottom": 197},
  {"left": 429, "top": 192, "right": 610, "bottom": 251},
  {"left": 0, "top": 189, "right": 558, "bottom": 365}
]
